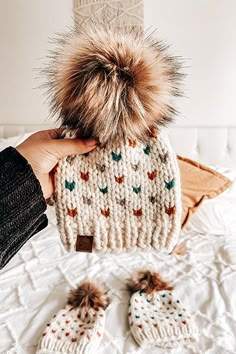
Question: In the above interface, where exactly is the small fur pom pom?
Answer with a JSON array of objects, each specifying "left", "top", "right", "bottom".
[
  {"left": 67, "top": 281, "right": 109, "bottom": 310},
  {"left": 127, "top": 270, "right": 173, "bottom": 295},
  {"left": 44, "top": 23, "right": 184, "bottom": 144}
]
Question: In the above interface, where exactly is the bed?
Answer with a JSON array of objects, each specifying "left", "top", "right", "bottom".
[{"left": 0, "top": 125, "right": 236, "bottom": 354}]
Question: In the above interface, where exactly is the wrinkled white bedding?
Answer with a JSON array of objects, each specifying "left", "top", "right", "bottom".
[{"left": 0, "top": 139, "right": 236, "bottom": 354}]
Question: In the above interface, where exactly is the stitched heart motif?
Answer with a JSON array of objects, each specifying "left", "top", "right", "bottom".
[
  {"left": 116, "top": 198, "right": 126, "bottom": 206},
  {"left": 96, "top": 163, "right": 106, "bottom": 172},
  {"left": 149, "top": 195, "right": 157, "bottom": 204},
  {"left": 133, "top": 208, "right": 142, "bottom": 217},
  {"left": 147, "top": 170, "right": 157, "bottom": 180},
  {"left": 101, "top": 209, "right": 110, "bottom": 217},
  {"left": 165, "top": 206, "right": 176, "bottom": 216},
  {"left": 132, "top": 186, "right": 141, "bottom": 194},
  {"left": 115, "top": 175, "right": 124, "bottom": 184},
  {"left": 82, "top": 196, "right": 92, "bottom": 206},
  {"left": 67, "top": 208, "right": 77, "bottom": 217},
  {"left": 131, "top": 163, "right": 139, "bottom": 171},
  {"left": 112, "top": 151, "right": 122, "bottom": 161},
  {"left": 165, "top": 179, "right": 175, "bottom": 190},
  {"left": 144, "top": 145, "right": 151, "bottom": 155},
  {"left": 128, "top": 139, "right": 137, "bottom": 148},
  {"left": 99, "top": 186, "right": 108, "bottom": 194},
  {"left": 159, "top": 152, "right": 169, "bottom": 163},
  {"left": 81, "top": 172, "right": 89, "bottom": 181},
  {"left": 65, "top": 180, "right": 75, "bottom": 191}
]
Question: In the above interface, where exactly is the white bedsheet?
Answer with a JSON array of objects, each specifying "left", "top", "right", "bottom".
[
  {"left": 1, "top": 206, "right": 236, "bottom": 353},
  {"left": 0, "top": 138, "right": 236, "bottom": 353}
]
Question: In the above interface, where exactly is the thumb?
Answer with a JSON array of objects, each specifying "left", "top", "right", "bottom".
[{"left": 51, "top": 138, "right": 97, "bottom": 159}]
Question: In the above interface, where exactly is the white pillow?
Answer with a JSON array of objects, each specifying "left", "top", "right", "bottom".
[{"left": 184, "top": 166, "right": 236, "bottom": 235}]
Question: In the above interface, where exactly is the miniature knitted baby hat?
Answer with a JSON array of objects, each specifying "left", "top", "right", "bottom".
[
  {"left": 37, "top": 281, "right": 109, "bottom": 354},
  {"left": 127, "top": 270, "right": 198, "bottom": 349},
  {"left": 46, "top": 23, "right": 183, "bottom": 254}
]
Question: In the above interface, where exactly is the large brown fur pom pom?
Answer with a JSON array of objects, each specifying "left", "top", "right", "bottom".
[
  {"left": 67, "top": 281, "right": 109, "bottom": 310},
  {"left": 127, "top": 270, "right": 173, "bottom": 295},
  {"left": 45, "top": 23, "right": 183, "bottom": 144}
]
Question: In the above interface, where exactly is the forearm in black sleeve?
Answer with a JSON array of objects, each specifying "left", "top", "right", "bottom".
[{"left": 0, "top": 147, "right": 48, "bottom": 269}]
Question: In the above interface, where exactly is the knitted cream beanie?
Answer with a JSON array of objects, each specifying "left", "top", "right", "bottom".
[
  {"left": 37, "top": 282, "right": 109, "bottom": 354},
  {"left": 54, "top": 130, "right": 181, "bottom": 254},
  {"left": 127, "top": 271, "right": 198, "bottom": 349},
  {"left": 45, "top": 23, "right": 183, "bottom": 254}
]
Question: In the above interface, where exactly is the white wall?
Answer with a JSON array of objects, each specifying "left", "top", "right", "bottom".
[
  {"left": 0, "top": 0, "right": 73, "bottom": 126},
  {"left": 145, "top": 0, "right": 236, "bottom": 127},
  {"left": 0, "top": 0, "right": 235, "bottom": 127}
]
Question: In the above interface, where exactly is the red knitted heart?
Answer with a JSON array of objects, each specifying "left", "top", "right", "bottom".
[
  {"left": 67, "top": 208, "right": 77, "bottom": 217},
  {"left": 147, "top": 170, "right": 157, "bottom": 180},
  {"left": 129, "top": 139, "right": 137, "bottom": 148},
  {"left": 115, "top": 175, "right": 124, "bottom": 184},
  {"left": 81, "top": 172, "right": 89, "bottom": 181},
  {"left": 165, "top": 206, "right": 176, "bottom": 216},
  {"left": 133, "top": 208, "right": 142, "bottom": 217},
  {"left": 101, "top": 209, "right": 110, "bottom": 217}
]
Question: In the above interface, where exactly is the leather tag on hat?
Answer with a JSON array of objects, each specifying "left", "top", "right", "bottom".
[{"left": 76, "top": 235, "right": 93, "bottom": 253}]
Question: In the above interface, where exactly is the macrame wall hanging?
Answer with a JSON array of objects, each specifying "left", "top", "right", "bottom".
[{"left": 73, "top": 0, "right": 144, "bottom": 29}]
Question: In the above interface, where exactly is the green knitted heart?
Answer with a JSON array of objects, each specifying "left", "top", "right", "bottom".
[
  {"left": 65, "top": 180, "right": 75, "bottom": 192},
  {"left": 99, "top": 186, "right": 108, "bottom": 194},
  {"left": 132, "top": 186, "right": 141, "bottom": 194},
  {"left": 165, "top": 179, "right": 175, "bottom": 190},
  {"left": 144, "top": 145, "right": 151, "bottom": 155},
  {"left": 112, "top": 152, "right": 122, "bottom": 161}
]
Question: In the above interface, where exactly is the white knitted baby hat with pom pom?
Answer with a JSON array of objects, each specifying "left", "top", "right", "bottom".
[
  {"left": 37, "top": 281, "right": 109, "bottom": 354},
  {"left": 127, "top": 270, "right": 198, "bottom": 349},
  {"left": 54, "top": 129, "right": 182, "bottom": 254}
]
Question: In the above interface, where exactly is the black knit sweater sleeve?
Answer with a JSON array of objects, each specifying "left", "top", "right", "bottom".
[{"left": 0, "top": 147, "right": 48, "bottom": 269}]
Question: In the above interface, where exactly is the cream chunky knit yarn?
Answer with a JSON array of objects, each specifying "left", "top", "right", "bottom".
[{"left": 54, "top": 130, "right": 181, "bottom": 254}]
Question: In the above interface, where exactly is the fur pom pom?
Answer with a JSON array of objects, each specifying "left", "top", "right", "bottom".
[
  {"left": 44, "top": 23, "right": 184, "bottom": 144},
  {"left": 127, "top": 270, "right": 173, "bottom": 295},
  {"left": 67, "top": 281, "right": 109, "bottom": 310}
]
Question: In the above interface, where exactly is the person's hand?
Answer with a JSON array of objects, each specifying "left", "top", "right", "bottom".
[{"left": 16, "top": 129, "right": 97, "bottom": 199}]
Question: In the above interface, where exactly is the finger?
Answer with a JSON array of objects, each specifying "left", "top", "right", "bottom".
[
  {"left": 50, "top": 138, "right": 97, "bottom": 158},
  {"left": 46, "top": 128, "right": 65, "bottom": 139}
]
